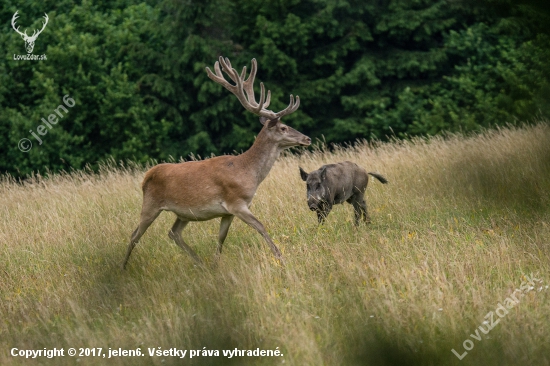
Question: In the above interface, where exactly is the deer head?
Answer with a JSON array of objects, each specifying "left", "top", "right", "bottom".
[
  {"left": 205, "top": 57, "right": 308, "bottom": 148},
  {"left": 11, "top": 11, "right": 49, "bottom": 54}
]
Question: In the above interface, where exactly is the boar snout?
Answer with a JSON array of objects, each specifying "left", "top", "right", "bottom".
[{"left": 307, "top": 195, "right": 324, "bottom": 211}]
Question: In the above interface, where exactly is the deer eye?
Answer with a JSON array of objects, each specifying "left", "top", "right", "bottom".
[{"left": 281, "top": 126, "right": 288, "bottom": 132}]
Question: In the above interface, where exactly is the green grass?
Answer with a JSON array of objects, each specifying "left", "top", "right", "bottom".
[{"left": 1, "top": 123, "right": 550, "bottom": 365}]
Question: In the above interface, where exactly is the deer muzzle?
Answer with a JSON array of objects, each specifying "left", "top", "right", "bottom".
[{"left": 301, "top": 136, "right": 312, "bottom": 146}]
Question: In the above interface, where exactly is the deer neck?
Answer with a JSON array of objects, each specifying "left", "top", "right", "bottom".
[{"left": 239, "top": 129, "right": 281, "bottom": 185}]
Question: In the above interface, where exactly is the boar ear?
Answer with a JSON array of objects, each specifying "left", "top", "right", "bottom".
[
  {"left": 320, "top": 166, "right": 327, "bottom": 180},
  {"left": 299, "top": 167, "right": 308, "bottom": 181}
]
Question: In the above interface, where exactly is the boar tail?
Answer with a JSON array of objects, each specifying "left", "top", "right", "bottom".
[{"left": 368, "top": 172, "right": 388, "bottom": 184}]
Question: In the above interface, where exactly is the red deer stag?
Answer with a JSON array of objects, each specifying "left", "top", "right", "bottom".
[{"left": 122, "top": 57, "right": 311, "bottom": 269}]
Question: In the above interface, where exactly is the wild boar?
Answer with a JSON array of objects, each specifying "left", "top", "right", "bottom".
[{"left": 299, "top": 161, "right": 388, "bottom": 225}]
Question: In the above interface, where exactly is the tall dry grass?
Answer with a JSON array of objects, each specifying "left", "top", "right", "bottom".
[{"left": 1, "top": 123, "right": 549, "bottom": 365}]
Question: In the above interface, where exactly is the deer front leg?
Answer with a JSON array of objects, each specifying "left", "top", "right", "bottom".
[{"left": 228, "top": 204, "right": 283, "bottom": 260}]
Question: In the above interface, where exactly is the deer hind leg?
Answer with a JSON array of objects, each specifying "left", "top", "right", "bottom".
[
  {"left": 168, "top": 218, "right": 202, "bottom": 264},
  {"left": 228, "top": 204, "right": 283, "bottom": 261},
  {"left": 217, "top": 215, "right": 235, "bottom": 256},
  {"left": 122, "top": 208, "right": 161, "bottom": 270}
]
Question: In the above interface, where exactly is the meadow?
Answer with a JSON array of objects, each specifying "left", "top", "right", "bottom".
[{"left": 1, "top": 123, "right": 549, "bottom": 365}]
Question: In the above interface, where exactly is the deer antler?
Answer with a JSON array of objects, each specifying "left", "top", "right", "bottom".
[
  {"left": 11, "top": 11, "right": 48, "bottom": 41},
  {"left": 11, "top": 11, "right": 27, "bottom": 38},
  {"left": 206, "top": 57, "right": 300, "bottom": 120},
  {"left": 242, "top": 58, "right": 272, "bottom": 112},
  {"left": 28, "top": 13, "right": 49, "bottom": 41}
]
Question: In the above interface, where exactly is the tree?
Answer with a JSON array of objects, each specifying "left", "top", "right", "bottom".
[{"left": 1, "top": 0, "right": 549, "bottom": 177}]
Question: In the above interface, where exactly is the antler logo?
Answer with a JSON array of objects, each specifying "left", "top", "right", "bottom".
[{"left": 11, "top": 10, "right": 49, "bottom": 54}]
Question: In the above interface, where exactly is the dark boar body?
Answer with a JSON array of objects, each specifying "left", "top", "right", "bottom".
[{"left": 299, "top": 161, "right": 388, "bottom": 225}]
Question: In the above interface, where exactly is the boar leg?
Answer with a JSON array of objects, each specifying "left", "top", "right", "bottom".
[
  {"left": 316, "top": 203, "right": 332, "bottom": 224},
  {"left": 350, "top": 195, "right": 370, "bottom": 225},
  {"left": 316, "top": 211, "right": 326, "bottom": 224}
]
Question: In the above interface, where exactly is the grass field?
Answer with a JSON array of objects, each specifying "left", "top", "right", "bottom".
[{"left": 1, "top": 123, "right": 550, "bottom": 365}]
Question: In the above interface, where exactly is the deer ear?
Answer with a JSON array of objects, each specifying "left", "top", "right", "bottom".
[
  {"left": 259, "top": 116, "right": 269, "bottom": 125},
  {"left": 320, "top": 166, "right": 327, "bottom": 180},
  {"left": 299, "top": 167, "right": 308, "bottom": 181},
  {"left": 267, "top": 118, "right": 279, "bottom": 129},
  {"left": 259, "top": 116, "right": 278, "bottom": 128}
]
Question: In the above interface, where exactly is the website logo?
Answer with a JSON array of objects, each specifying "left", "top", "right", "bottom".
[{"left": 11, "top": 10, "right": 48, "bottom": 60}]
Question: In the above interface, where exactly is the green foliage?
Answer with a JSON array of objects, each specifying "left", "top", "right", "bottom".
[
  {"left": 1, "top": 0, "right": 550, "bottom": 177},
  {"left": 1, "top": 0, "right": 163, "bottom": 175}
]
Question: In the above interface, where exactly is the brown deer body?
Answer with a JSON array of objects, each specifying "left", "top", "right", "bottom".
[{"left": 122, "top": 57, "right": 311, "bottom": 269}]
